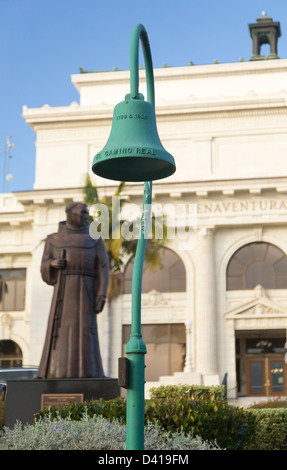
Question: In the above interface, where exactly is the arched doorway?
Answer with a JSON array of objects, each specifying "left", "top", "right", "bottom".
[
  {"left": 226, "top": 242, "right": 287, "bottom": 397},
  {"left": 0, "top": 340, "right": 22, "bottom": 368}
]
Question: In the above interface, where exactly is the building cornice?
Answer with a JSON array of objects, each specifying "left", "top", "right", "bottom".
[
  {"left": 10, "top": 176, "right": 287, "bottom": 202},
  {"left": 22, "top": 93, "right": 287, "bottom": 131},
  {"left": 23, "top": 58, "right": 287, "bottom": 131},
  {"left": 71, "top": 59, "right": 287, "bottom": 89}
]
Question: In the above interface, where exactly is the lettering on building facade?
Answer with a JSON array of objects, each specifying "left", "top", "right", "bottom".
[{"left": 196, "top": 199, "right": 287, "bottom": 215}]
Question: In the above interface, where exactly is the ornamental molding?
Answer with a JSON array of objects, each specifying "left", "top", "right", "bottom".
[
  {"left": 122, "top": 290, "right": 187, "bottom": 324},
  {"left": 23, "top": 98, "right": 287, "bottom": 129},
  {"left": 0, "top": 313, "right": 12, "bottom": 339},
  {"left": 142, "top": 289, "right": 169, "bottom": 306},
  {"left": 225, "top": 285, "right": 287, "bottom": 320}
]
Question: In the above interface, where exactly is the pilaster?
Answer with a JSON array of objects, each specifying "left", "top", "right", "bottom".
[{"left": 195, "top": 227, "right": 218, "bottom": 376}]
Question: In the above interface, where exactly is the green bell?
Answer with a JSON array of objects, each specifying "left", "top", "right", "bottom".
[{"left": 92, "top": 93, "right": 176, "bottom": 182}]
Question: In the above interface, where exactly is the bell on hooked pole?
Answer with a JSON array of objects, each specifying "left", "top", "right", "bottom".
[{"left": 92, "top": 93, "right": 175, "bottom": 182}]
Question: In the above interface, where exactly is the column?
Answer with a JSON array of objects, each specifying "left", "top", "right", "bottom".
[
  {"left": 194, "top": 227, "right": 218, "bottom": 376},
  {"left": 184, "top": 320, "right": 193, "bottom": 372}
]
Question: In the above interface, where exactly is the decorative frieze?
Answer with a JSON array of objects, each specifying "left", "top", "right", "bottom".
[{"left": 122, "top": 291, "right": 187, "bottom": 325}]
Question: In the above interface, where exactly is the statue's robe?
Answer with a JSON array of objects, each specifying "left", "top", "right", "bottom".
[{"left": 37, "top": 222, "right": 109, "bottom": 378}]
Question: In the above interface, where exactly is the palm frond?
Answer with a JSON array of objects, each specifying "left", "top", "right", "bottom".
[
  {"left": 83, "top": 174, "right": 168, "bottom": 298},
  {"left": 114, "top": 181, "right": 126, "bottom": 196},
  {"left": 83, "top": 174, "right": 99, "bottom": 204}
]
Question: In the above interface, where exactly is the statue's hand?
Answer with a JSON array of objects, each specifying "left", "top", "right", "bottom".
[
  {"left": 95, "top": 295, "right": 106, "bottom": 314},
  {"left": 51, "top": 258, "right": 66, "bottom": 270}
]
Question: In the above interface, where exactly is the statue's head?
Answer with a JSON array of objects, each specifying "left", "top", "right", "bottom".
[{"left": 66, "top": 202, "right": 89, "bottom": 228}]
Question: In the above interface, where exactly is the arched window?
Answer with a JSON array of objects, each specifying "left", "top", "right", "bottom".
[
  {"left": 0, "top": 269, "right": 26, "bottom": 311},
  {"left": 0, "top": 340, "right": 22, "bottom": 368},
  {"left": 124, "top": 247, "right": 186, "bottom": 293},
  {"left": 227, "top": 242, "right": 287, "bottom": 290}
]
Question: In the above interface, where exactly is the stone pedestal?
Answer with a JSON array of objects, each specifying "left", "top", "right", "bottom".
[{"left": 4, "top": 377, "right": 120, "bottom": 428}]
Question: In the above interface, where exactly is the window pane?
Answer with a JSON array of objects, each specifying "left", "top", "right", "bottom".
[
  {"left": 0, "top": 360, "right": 11, "bottom": 368},
  {"left": 143, "top": 325, "right": 169, "bottom": 343},
  {"left": 0, "top": 340, "right": 21, "bottom": 356},
  {"left": 145, "top": 343, "right": 169, "bottom": 381},
  {"left": 276, "top": 275, "right": 287, "bottom": 288},
  {"left": 251, "top": 362, "right": 263, "bottom": 393},
  {"left": 124, "top": 280, "right": 132, "bottom": 293},
  {"left": 0, "top": 340, "right": 22, "bottom": 368},
  {"left": 235, "top": 245, "right": 253, "bottom": 264},
  {"left": 265, "top": 244, "right": 284, "bottom": 264},
  {"left": 124, "top": 248, "right": 186, "bottom": 293},
  {"left": 246, "top": 261, "right": 274, "bottom": 288},
  {"left": 227, "top": 243, "right": 287, "bottom": 290},
  {"left": 227, "top": 276, "right": 244, "bottom": 290},
  {"left": 15, "top": 279, "right": 25, "bottom": 310},
  {"left": 143, "top": 268, "right": 169, "bottom": 293},
  {"left": 3, "top": 280, "right": 16, "bottom": 310},
  {"left": 274, "top": 257, "right": 287, "bottom": 274},
  {"left": 270, "top": 361, "right": 284, "bottom": 393},
  {"left": 122, "top": 326, "right": 131, "bottom": 343},
  {"left": 169, "top": 260, "right": 185, "bottom": 277},
  {"left": 170, "top": 343, "right": 185, "bottom": 375},
  {"left": 163, "top": 250, "right": 179, "bottom": 269},
  {"left": 122, "top": 324, "right": 186, "bottom": 381},
  {"left": 170, "top": 278, "right": 186, "bottom": 292},
  {"left": 227, "top": 258, "right": 245, "bottom": 276},
  {"left": 250, "top": 243, "right": 268, "bottom": 260},
  {"left": 0, "top": 269, "right": 26, "bottom": 311},
  {"left": 171, "top": 324, "right": 185, "bottom": 342}
]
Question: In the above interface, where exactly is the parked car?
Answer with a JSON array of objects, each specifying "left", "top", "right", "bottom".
[
  {"left": 0, "top": 367, "right": 38, "bottom": 385},
  {"left": 0, "top": 367, "right": 38, "bottom": 399}
]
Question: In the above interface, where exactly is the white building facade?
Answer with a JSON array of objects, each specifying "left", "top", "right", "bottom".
[{"left": 1, "top": 22, "right": 287, "bottom": 399}]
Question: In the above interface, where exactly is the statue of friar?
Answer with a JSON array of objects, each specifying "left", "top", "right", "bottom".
[{"left": 37, "top": 202, "right": 109, "bottom": 379}]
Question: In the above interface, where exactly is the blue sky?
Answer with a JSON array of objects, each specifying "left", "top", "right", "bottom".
[{"left": 0, "top": 0, "right": 287, "bottom": 193}]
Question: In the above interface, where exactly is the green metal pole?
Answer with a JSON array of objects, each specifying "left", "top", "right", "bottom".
[{"left": 125, "top": 24, "right": 155, "bottom": 451}]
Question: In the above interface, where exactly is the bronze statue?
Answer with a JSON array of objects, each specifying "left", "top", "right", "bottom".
[{"left": 37, "top": 202, "right": 109, "bottom": 379}]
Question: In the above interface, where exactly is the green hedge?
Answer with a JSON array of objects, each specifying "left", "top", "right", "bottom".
[
  {"left": 149, "top": 384, "right": 226, "bottom": 402},
  {"left": 247, "top": 408, "right": 287, "bottom": 450},
  {"left": 146, "top": 395, "right": 256, "bottom": 450},
  {"left": 35, "top": 392, "right": 256, "bottom": 450}
]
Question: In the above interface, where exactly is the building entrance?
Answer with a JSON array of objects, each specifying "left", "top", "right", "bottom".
[
  {"left": 246, "top": 356, "right": 286, "bottom": 396},
  {"left": 236, "top": 330, "right": 286, "bottom": 397}
]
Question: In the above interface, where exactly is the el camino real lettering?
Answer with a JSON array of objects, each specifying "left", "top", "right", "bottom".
[
  {"left": 197, "top": 199, "right": 287, "bottom": 214},
  {"left": 104, "top": 147, "right": 156, "bottom": 156}
]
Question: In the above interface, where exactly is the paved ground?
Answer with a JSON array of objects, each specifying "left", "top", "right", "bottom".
[{"left": 228, "top": 396, "right": 285, "bottom": 408}]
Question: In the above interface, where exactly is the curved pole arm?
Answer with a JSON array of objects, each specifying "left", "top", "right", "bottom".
[{"left": 130, "top": 23, "right": 155, "bottom": 107}]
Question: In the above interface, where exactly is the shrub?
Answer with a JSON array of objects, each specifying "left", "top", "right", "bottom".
[
  {"left": 149, "top": 384, "right": 226, "bottom": 402},
  {"left": 0, "top": 412, "right": 219, "bottom": 450},
  {"left": 145, "top": 396, "right": 256, "bottom": 450},
  {"left": 34, "top": 397, "right": 126, "bottom": 423},
  {"left": 35, "top": 392, "right": 255, "bottom": 450},
  {"left": 246, "top": 408, "right": 287, "bottom": 450}
]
